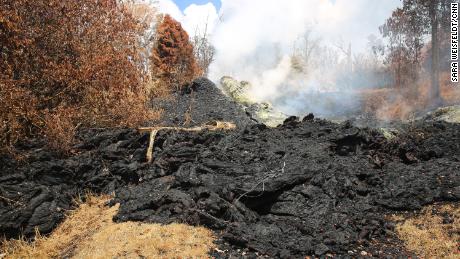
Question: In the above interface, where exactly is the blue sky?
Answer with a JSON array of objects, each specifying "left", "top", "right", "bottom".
[{"left": 173, "top": 0, "right": 221, "bottom": 10}]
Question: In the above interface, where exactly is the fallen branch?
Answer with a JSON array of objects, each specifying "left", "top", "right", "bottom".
[
  {"left": 234, "top": 161, "right": 286, "bottom": 203},
  {"left": 139, "top": 121, "right": 236, "bottom": 163},
  {"left": 0, "top": 195, "right": 24, "bottom": 206}
]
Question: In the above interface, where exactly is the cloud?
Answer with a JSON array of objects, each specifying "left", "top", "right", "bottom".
[
  {"left": 157, "top": 0, "right": 218, "bottom": 36},
  {"left": 208, "top": 0, "right": 400, "bottom": 79},
  {"left": 157, "top": 0, "right": 183, "bottom": 21},
  {"left": 182, "top": 3, "right": 219, "bottom": 35},
  {"left": 155, "top": 0, "right": 402, "bottom": 117}
]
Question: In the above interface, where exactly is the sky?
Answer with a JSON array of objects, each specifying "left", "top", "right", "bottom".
[
  {"left": 157, "top": 0, "right": 219, "bottom": 35},
  {"left": 173, "top": 0, "right": 221, "bottom": 11}
]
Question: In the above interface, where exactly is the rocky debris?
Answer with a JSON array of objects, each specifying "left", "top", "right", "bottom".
[
  {"left": 245, "top": 102, "right": 288, "bottom": 128},
  {"left": 220, "top": 76, "right": 256, "bottom": 107},
  {"left": 112, "top": 118, "right": 460, "bottom": 258},
  {"left": 220, "top": 76, "right": 288, "bottom": 127},
  {"left": 150, "top": 77, "right": 253, "bottom": 128},
  {"left": 0, "top": 128, "right": 147, "bottom": 238},
  {"left": 384, "top": 120, "right": 460, "bottom": 164},
  {"left": 1, "top": 77, "right": 460, "bottom": 257},
  {"left": 1, "top": 118, "right": 459, "bottom": 257},
  {"left": 422, "top": 105, "right": 460, "bottom": 124}
]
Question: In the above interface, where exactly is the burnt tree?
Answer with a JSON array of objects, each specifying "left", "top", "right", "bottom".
[
  {"left": 381, "top": 0, "right": 453, "bottom": 104},
  {"left": 428, "top": 0, "right": 440, "bottom": 102}
]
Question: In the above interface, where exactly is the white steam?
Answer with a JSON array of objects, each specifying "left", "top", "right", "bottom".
[{"left": 157, "top": 0, "right": 402, "bottom": 117}]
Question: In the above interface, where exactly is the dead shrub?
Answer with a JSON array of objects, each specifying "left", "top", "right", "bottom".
[
  {"left": 43, "top": 107, "right": 78, "bottom": 153},
  {"left": 0, "top": 0, "right": 160, "bottom": 154},
  {"left": 192, "top": 24, "right": 215, "bottom": 76},
  {"left": 0, "top": 82, "right": 43, "bottom": 154},
  {"left": 145, "top": 78, "right": 174, "bottom": 99},
  {"left": 151, "top": 14, "right": 202, "bottom": 92},
  {"left": 81, "top": 88, "right": 162, "bottom": 128}
]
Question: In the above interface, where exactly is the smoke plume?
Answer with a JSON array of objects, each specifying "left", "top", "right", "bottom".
[{"left": 158, "top": 0, "right": 402, "bottom": 117}]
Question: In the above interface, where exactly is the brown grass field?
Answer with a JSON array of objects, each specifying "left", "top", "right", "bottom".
[
  {"left": 391, "top": 203, "right": 460, "bottom": 258},
  {"left": 1, "top": 195, "right": 215, "bottom": 259},
  {"left": 2, "top": 198, "right": 460, "bottom": 258}
]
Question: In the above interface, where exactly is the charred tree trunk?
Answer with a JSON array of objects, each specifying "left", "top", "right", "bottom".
[{"left": 429, "top": 0, "right": 441, "bottom": 104}]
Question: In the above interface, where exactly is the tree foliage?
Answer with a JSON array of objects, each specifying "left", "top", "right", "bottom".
[
  {"left": 0, "top": 0, "right": 158, "bottom": 153},
  {"left": 380, "top": 1, "right": 427, "bottom": 88},
  {"left": 380, "top": 0, "right": 454, "bottom": 101},
  {"left": 151, "top": 14, "right": 201, "bottom": 91}
]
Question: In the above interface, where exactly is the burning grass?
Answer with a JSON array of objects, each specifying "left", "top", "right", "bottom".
[
  {"left": 1, "top": 195, "right": 215, "bottom": 259},
  {"left": 391, "top": 203, "right": 460, "bottom": 258}
]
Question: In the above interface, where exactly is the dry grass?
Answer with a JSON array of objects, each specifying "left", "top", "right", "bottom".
[
  {"left": 145, "top": 78, "right": 173, "bottom": 99},
  {"left": 42, "top": 106, "right": 78, "bottom": 154},
  {"left": 360, "top": 72, "right": 460, "bottom": 121},
  {"left": 391, "top": 203, "right": 460, "bottom": 258},
  {"left": 0, "top": 82, "right": 43, "bottom": 154},
  {"left": 81, "top": 88, "right": 163, "bottom": 128},
  {"left": 440, "top": 73, "right": 460, "bottom": 105},
  {"left": 1, "top": 195, "right": 215, "bottom": 259},
  {"left": 359, "top": 87, "right": 418, "bottom": 121},
  {"left": 183, "top": 89, "right": 196, "bottom": 126}
]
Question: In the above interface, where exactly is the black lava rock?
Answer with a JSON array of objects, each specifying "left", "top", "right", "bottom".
[{"left": 1, "top": 79, "right": 460, "bottom": 257}]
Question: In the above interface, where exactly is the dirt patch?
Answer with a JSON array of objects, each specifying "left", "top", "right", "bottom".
[
  {"left": 1, "top": 195, "right": 215, "bottom": 259},
  {"left": 391, "top": 203, "right": 460, "bottom": 258}
]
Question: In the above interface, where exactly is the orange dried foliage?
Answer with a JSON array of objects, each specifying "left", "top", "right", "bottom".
[
  {"left": 0, "top": 0, "right": 158, "bottom": 154},
  {"left": 439, "top": 72, "right": 460, "bottom": 104},
  {"left": 81, "top": 88, "right": 162, "bottom": 128},
  {"left": 362, "top": 86, "right": 425, "bottom": 121},
  {"left": 43, "top": 106, "right": 78, "bottom": 153},
  {"left": 362, "top": 72, "right": 460, "bottom": 121},
  {"left": 151, "top": 15, "right": 202, "bottom": 92},
  {"left": 0, "top": 82, "right": 43, "bottom": 154}
]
